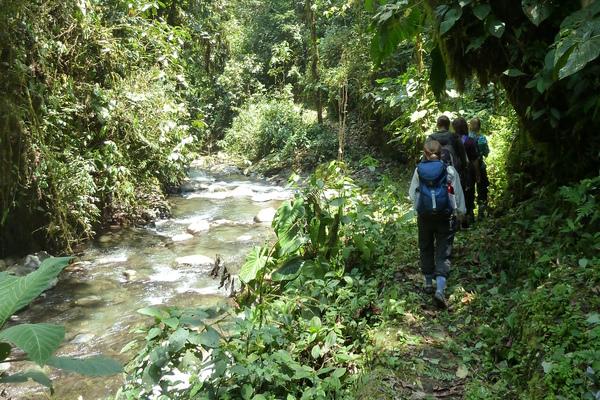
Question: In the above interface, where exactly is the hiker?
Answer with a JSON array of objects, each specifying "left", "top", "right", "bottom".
[
  {"left": 409, "top": 139, "right": 466, "bottom": 309},
  {"left": 452, "top": 117, "right": 480, "bottom": 227},
  {"left": 469, "top": 118, "right": 490, "bottom": 218},
  {"left": 427, "top": 115, "right": 469, "bottom": 183}
]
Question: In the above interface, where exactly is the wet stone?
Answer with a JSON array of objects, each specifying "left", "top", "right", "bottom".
[
  {"left": 187, "top": 221, "right": 210, "bottom": 234},
  {"left": 175, "top": 255, "right": 214, "bottom": 266},
  {"left": 254, "top": 207, "right": 277, "bottom": 223},
  {"left": 71, "top": 333, "right": 95, "bottom": 344},
  {"left": 75, "top": 295, "right": 103, "bottom": 306},
  {"left": 172, "top": 233, "right": 195, "bottom": 242}
]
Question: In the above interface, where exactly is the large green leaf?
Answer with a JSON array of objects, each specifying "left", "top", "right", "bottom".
[
  {"left": 168, "top": 327, "right": 189, "bottom": 352},
  {"left": 439, "top": 6, "right": 462, "bottom": 36},
  {"left": 239, "top": 246, "right": 268, "bottom": 283},
  {"left": 522, "top": 0, "right": 553, "bottom": 26},
  {"left": 0, "top": 257, "right": 71, "bottom": 327},
  {"left": 488, "top": 19, "right": 505, "bottom": 38},
  {"left": 274, "top": 199, "right": 305, "bottom": 256},
  {"left": 137, "top": 307, "right": 165, "bottom": 321},
  {"left": 0, "top": 342, "right": 11, "bottom": 361},
  {"left": 561, "top": 1, "right": 600, "bottom": 29},
  {"left": 473, "top": 3, "right": 491, "bottom": 20},
  {"left": 559, "top": 36, "right": 600, "bottom": 79},
  {"left": 47, "top": 356, "right": 124, "bottom": 375},
  {"left": 0, "top": 370, "right": 53, "bottom": 391},
  {"left": 197, "top": 327, "right": 221, "bottom": 348},
  {"left": 271, "top": 256, "right": 304, "bottom": 281},
  {"left": 0, "top": 323, "right": 65, "bottom": 366},
  {"left": 370, "top": 6, "right": 421, "bottom": 66}
]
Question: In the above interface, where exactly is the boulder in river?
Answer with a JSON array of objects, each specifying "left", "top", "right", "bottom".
[
  {"left": 75, "top": 295, "right": 103, "bottom": 306},
  {"left": 175, "top": 255, "right": 214, "bottom": 266},
  {"left": 18, "top": 251, "right": 51, "bottom": 270},
  {"left": 254, "top": 207, "right": 277, "bottom": 223},
  {"left": 71, "top": 333, "right": 95, "bottom": 344},
  {"left": 187, "top": 220, "right": 210, "bottom": 234},
  {"left": 172, "top": 233, "right": 195, "bottom": 242}
]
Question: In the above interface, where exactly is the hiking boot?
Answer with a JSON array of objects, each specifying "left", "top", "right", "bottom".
[
  {"left": 424, "top": 284, "right": 435, "bottom": 295},
  {"left": 434, "top": 291, "right": 447, "bottom": 309}
]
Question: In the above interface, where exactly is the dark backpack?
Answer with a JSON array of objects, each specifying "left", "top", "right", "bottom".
[
  {"left": 416, "top": 160, "right": 454, "bottom": 219},
  {"left": 430, "top": 132, "right": 462, "bottom": 176}
]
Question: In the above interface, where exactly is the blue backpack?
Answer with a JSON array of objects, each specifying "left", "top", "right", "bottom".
[{"left": 417, "top": 160, "right": 454, "bottom": 219}]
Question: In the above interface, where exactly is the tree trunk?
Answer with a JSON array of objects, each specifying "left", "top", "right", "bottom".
[{"left": 306, "top": 0, "right": 322, "bottom": 124}]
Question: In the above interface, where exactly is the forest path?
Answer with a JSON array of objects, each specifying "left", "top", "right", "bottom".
[{"left": 356, "top": 229, "right": 479, "bottom": 399}]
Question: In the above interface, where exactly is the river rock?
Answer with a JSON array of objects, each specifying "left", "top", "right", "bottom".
[
  {"left": 207, "top": 184, "right": 229, "bottom": 193},
  {"left": 211, "top": 219, "right": 234, "bottom": 227},
  {"left": 172, "top": 233, "right": 195, "bottom": 242},
  {"left": 209, "top": 164, "right": 240, "bottom": 177},
  {"left": 0, "top": 362, "right": 9, "bottom": 373},
  {"left": 71, "top": 333, "right": 95, "bottom": 344},
  {"left": 64, "top": 261, "right": 91, "bottom": 273},
  {"left": 254, "top": 207, "right": 277, "bottom": 223},
  {"left": 3, "top": 256, "right": 19, "bottom": 268},
  {"left": 180, "top": 180, "right": 210, "bottom": 193},
  {"left": 7, "top": 265, "right": 36, "bottom": 277},
  {"left": 175, "top": 255, "right": 214, "bottom": 266},
  {"left": 231, "top": 186, "right": 254, "bottom": 197},
  {"left": 19, "top": 251, "right": 51, "bottom": 270},
  {"left": 75, "top": 295, "right": 103, "bottom": 306},
  {"left": 187, "top": 220, "right": 210, "bottom": 234},
  {"left": 251, "top": 192, "right": 276, "bottom": 202},
  {"left": 0, "top": 259, "right": 5, "bottom": 272},
  {"left": 236, "top": 235, "right": 253, "bottom": 242}
]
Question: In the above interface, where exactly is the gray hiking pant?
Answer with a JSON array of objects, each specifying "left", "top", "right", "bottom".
[{"left": 417, "top": 216, "right": 455, "bottom": 279}]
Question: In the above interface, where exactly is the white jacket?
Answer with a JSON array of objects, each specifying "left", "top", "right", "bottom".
[{"left": 408, "top": 163, "right": 466, "bottom": 216}]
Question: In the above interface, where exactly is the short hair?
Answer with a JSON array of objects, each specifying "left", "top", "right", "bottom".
[
  {"left": 452, "top": 117, "right": 468, "bottom": 136},
  {"left": 424, "top": 139, "right": 443, "bottom": 158},
  {"left": 437, "top": 115, "right": 450, "bottom": 130},
  {"left": 469, "top": 118, "right": 481, "bottom": 133}
]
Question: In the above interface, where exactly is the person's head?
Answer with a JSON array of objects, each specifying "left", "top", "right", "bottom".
[
  {"left": 469, "top": 118, "right": 481, "bottom": 133},
  {"left": 424, "top": 139, "right": 443, "bottom": 160},
  {"left": 436, "top": 115, "right": 450, "bottom": 131},
  {"left": 452, "top": 117, "right": 468, "bottom": 137}
]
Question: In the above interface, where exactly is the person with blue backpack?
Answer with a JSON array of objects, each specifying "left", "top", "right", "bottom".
[{"left": 409, "top": 140, "right": 466, "bottom": 309}]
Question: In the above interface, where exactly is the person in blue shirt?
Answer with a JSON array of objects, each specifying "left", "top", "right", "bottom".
[
  {"left": 409, "top": 140, "right": 466, "bottom": 309},
  {"left": 468, "top": 118, "right": 490, "bottom": 218}
]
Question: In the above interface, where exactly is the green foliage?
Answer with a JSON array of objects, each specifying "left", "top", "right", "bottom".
[
  {"left": 366, "top": 0, "right": 600, "bottom": 183},
  {"left": 120, "top": 160, "right": 415, "bottom": 399},
  {"left": 0, "top": 258, "right": 123, "bottom": 393},
  {"left": 0, "top": 0, "right": 202, "bottom": 255},
  {"left": 219, "top": 90, "right": 337, "bottom": 167}
]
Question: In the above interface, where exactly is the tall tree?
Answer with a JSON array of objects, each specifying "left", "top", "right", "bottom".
[{"left": 306, "top": 0, "right": 323, "bottom": 123}]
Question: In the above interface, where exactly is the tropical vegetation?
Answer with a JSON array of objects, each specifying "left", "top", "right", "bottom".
[{"left": 0, "top": 0, "right": 599, "bottom": 398}]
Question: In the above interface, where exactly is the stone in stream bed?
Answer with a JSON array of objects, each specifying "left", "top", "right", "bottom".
[
  {"left": 254, "top": 207, "right": 277, "bottom": 223},
  {"left": 174, "top": 255, "right": 214, "bottom": 266},
  {"left": 172, "top": 233, "right": 195, "bottom": 242},
  {"left": 187, "top": 220, "right": 210, "bottom": 234}
]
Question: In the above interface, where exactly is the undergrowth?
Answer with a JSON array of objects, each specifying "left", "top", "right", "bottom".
[{"left": 118, "top": 156, "right": 600, "bottom": 399}]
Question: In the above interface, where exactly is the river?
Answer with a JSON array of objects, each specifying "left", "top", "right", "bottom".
[{"left": 2, "top": 162, "right": 293, "bottom": 399}]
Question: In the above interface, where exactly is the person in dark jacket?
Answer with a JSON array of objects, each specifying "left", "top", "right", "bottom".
[
  {"left": 452, "top": 117, "right": 480, "bottom": 226},
  {"left": 469, "top": 118, "right": 490, "bottom": 218}
]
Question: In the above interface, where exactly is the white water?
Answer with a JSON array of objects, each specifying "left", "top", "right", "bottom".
[{"left": 3, "top": 167, "right": 294, "bottom": 399}]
